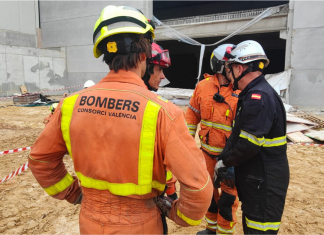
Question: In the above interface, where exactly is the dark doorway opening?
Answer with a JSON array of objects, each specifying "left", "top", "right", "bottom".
[{"left": 157, "top": 32, "right": 286, "bottom": 89}]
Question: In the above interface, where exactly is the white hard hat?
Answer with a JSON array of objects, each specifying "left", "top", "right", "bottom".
[
  {"left": 84, "top": 80, "right": 95, "bottom": 89},
  {"left": 227, "top": 40, "right": 269, "bottom": 67},
  {"left": 210, "top": 44, "right": 235, "bottom": 73}
]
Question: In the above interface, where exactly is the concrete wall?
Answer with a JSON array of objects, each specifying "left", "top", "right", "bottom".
[
  {"left": 289, "top": 1, "right": 324, "bottom": 108},
  {"left": 0, "top": 1, "right": 37, "bottom": 47},
  {"left": 0, "top": 45, "right": 66, "bottom": 96},
  {"left": 0, "top": 1, "right": 69, "bottom": 96},
  {"left": 39, "top": 0, "right": 153, "bottom": 92}
]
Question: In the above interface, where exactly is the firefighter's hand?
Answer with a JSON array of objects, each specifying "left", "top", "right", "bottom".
[{"left": 153, "top": 196, "right": 173, "bottom": 218}]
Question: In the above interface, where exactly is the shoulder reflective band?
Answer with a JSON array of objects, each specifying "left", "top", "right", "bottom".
[
  {"left": 239, "top": 130, "right": 265, "bottom": 146},
  {"left": 69, "top": 100, "right": 164, "bottom": 196},
  {"left": 245, "top": 217, "right": 281, "bottom": 231},
  {"left": 264, "top": 136, "right": 287, "bottom": 147},
  {"left": 188, "top": 104, "right": 200, "bottom": 114},
  {"left": 201, "top": 142, "right": 223, "bottom": 153},
  {"left": 43, "top": 173, "right": 74, "bottom": 196},
  {"left": 61, "top": 94, "right": 80, "bottom": 159},
  {"left": 177, "top": 209, "right": 202, "bottom": 226},
  {"left": 166, "top": 170, "right": 172, "bottom": 181},
  {"left": 201, "top": 120, "right": 232, "bottom": 132},
  {"left": 217, "top": 224, "right": 235, "bottom": 234}
]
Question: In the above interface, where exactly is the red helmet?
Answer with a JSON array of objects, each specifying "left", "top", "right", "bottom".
[{"left": 151, "top": 43, "right": 171, "bottom": 68}]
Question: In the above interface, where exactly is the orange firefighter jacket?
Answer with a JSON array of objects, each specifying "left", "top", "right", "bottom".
[
  {"left": 186, "top": 73, "right": 240, "bottom": 156},
  {"left": 29, "top": 70, "right": 212, "bottom": 233}
]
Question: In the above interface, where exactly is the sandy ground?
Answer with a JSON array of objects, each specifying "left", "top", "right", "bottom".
[{"left": 0, "top": 99, "right": 323, "bottom": 234}]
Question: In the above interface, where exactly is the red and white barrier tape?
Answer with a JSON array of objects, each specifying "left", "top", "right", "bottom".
[
  {"left": 0, "top": 147, "right": 31, "bottom": 155},
  {"left": 0, "top": 162, "right": 29, "bottom": 184},
  {"left": 288, "top": 142, "right": 324, "bottom": 147},
  {"left": 0, "top": 84, "right": 82, "bottom": 100}
]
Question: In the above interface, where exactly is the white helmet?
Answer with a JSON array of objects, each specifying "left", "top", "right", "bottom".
[
  {"left": 84, "top": 80, "right": 95, "bottom": 89},
  {"left": 210, "top": 44, "right": 235, "bottom": 73},
  {"left": 227, "top": 40, "right": 269, "bottom": 67}
]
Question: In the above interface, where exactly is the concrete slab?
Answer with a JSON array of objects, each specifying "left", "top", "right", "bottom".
[
  {"left": 41, "top": 15, "right": 96, "bottom": 47},
  {"left": 294, "top": 1, "right": 324, "bottom": 29},
  {"left": 0, "top": 54, "right": 7, "bottom": 92},
  {"left": 19, "top": 1, "right": 36, "bottom": 35},
  {"left": 0, "top": 30, "right": 6, "bottom": 45},
  {"left": 0, "top": 1, "right": 20, "bottom": 32},
  {"left": 6, "top": 31, "right": 36, "bottom": 48},
  {"left": 0, "top": 45, "right": 5, "bottom": 54},
  {"left": 291, "top": 28, "right": 324, "bottom": 70},
  {"left": 39, "top": 57, "right": 54, "bottom": 90},
  {"left": 23, "top": 56, "right": 40, "bottom": 92},
  {"left": 6, "top": 54, "right": 24, "bottom": 94},
  {"left": 290, "top": 70, "right": 324, "bottom": 107},
  {"left": 67, "top": 72, "right": 107, "bottom": 92},
  {"left": 37, "top": 48, "right": 63, "bottom": 58},
  {"left": 5, "top": 45, "right": 38, "bottom": 57},
  {"left": 66, "top": 45, "right": 109, "bottom": 73}
]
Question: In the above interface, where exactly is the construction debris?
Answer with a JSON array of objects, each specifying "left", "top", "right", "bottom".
[
  {"left": 287, "top": 131, "right": 314, "bottom": 143},
  {"left": 304, "top": 130, "right": 324, "bottom": 142}
]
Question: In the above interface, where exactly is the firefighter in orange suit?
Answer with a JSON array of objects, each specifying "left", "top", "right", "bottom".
[
  {"left": 144, "top": 42, "right": 178, "bottom": 200},
  {"left": 29, "top": 5, "right": 212, "bottom": 234},
  {"left": 186, "top": 44, "right": 240, "bottom": 235}
]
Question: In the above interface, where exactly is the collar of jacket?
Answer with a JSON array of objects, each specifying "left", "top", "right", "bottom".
[
  {"left": 239, "top": 74, "right": 265, "bottom": 99},
  {"left": 204, "top": 73, "right": 234, "bottom": 91},
  {"left": 99, "top": 70, "right": 147, "bottom": 89}
]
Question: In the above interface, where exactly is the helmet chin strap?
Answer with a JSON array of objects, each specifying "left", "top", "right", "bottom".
[
  {"left": 142, "top": 60, "right": 157, "bottom": 91},
  {"left": 221, "top": 68, "right": 231, "bottom": 84},
  {"left": 230, "top": 65, "right": 252, "bottom": 91}
]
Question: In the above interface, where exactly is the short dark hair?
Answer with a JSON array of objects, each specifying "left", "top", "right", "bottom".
[{"left": 102, "top": 35, "right": 151, "bottom": 72}]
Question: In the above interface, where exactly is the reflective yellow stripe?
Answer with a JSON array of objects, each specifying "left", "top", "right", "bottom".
[
  {"left": 240, "top": 130, "right": 286, "bottom": 147},
  {"left": 245, "top": 217, "right": 281, "bottom": 231},
  {"left": 166, "top": 170, "right": 172, "bottom": 181},
  {"left": 217, "top": 224, "right": 235, "bottom": 234},
  {"left": 205, "top": 216, "right": 217, "bottom": 225},
  {"left": 61, "top": 94, "right": 79, "bottom": 159},
  {"left": 177, "top": 209, "right": 202, "bottom": 226},
  {"left": 76, "top": 172, "right": 165, "bottom": 195},
  {"left": 201, "top": 142, "right": 223, "bottom": 153},
  {"left": 226, "top": 109, "right": 230, "bottom": 117},
  {"left": 264, "top": 136, "right": 287, "bottom": 147},
  {"left": 138, "top": 100, "right": 160, "bottom": 187},
  {"left": 43, "top": 173, "right": 74, "bottom": 196},
  {"left": 187, "top": 124, "right": 197, "bottom": 130},
  {"left": 189, "top": 130, "right": 196, "bottom": 136},
  {"left": 239, "top": 130, "right": 265, "bottom": 146},
  {"left": 207, "top": 224, "right": 217, "bottom": 230},
  {"left": 201, "top": 120, "right": 232, "bottom": 132},
  {"left": 62, "top": 99, "right": 164, "bottom": 196}
]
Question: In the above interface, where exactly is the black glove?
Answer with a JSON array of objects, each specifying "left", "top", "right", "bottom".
[
  {"left": 153, "top": 196, "right": 173, "bottom": 218},
  {"left": 218, "top": 166, "right": 235, "bottom": 189}
]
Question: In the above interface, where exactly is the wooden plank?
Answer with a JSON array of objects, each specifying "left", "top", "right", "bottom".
[
  {"left": 286, "top": 115, "right": 317, "bottom": 125},
  {"left": 304, "top": 130, "right": 324, "bottom": 141},
  {"left": 20, "top": 86, "right": 28, "bottom": 94},
  {"left": 287, "top": 123, "right": 310, "bottom": 133},
  {"left": 287, "top": 131, "right": 314, "bottom": 143}
]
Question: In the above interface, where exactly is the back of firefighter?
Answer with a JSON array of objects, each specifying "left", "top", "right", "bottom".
[
  {"left": 216, "top": 40, "right": 289, "bottom": 234},
  {"left": 28, "top": 5, "right": 212, "bottom": 234},
  {"left": 145, "top": 42, "right": 178, "bottom": 200},
  {"left": 185, "top": 44, "right": 240, "bottom": 235}
]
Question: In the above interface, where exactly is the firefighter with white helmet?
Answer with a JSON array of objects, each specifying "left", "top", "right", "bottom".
[
  {"left": 186, "top": 44, "right": 240, "bottom": 234},
  {"left": 83, "top": 80, "right": 95, "bottom": 89},
  {"left": 216, "top": 40, "right": 289, "bottom": 234}
]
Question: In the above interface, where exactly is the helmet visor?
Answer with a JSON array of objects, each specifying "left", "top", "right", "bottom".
[{"left": 152, "top": 50, "right": 171, "bottom": 68}]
